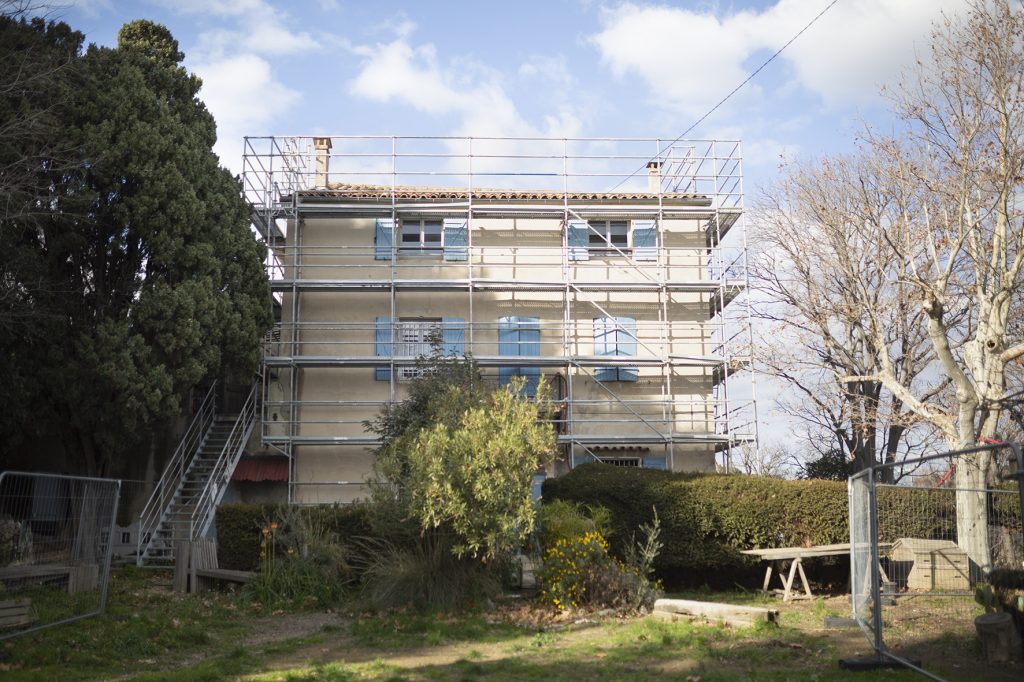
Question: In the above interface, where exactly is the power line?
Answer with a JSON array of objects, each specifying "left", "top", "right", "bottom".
[{"left": 608, "top": 0, "right": 842, "bottom": 193}]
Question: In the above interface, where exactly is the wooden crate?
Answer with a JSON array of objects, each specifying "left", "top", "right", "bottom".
[{"left": 889, "top": 538, "right": 969, "bottom": 591}]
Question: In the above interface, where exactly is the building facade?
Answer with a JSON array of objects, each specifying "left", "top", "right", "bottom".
[{"left": 244, "top": 136, "right": 756, "bottom": 503}]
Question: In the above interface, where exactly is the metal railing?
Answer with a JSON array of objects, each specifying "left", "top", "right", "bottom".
[
  {"left": 243, "top": 136, "right": 744, "bottom": 210},
  {"left": 136, "top": 383, "right": 216, "bottom": 565},
  {"left": 188, "top": 383, "right": 259, "bottom": 540}
]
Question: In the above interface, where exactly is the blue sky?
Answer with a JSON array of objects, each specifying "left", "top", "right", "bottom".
[
  {"left": 62, "top": 0, "right": 969, "bottom": 453},
  {"left": 64, "top": 0, "right": 966, "bottom": 183}
]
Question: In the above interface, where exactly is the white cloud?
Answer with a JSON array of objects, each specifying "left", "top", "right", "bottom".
[
  {"left": 194, "top": 54, "right": 301, "bottom": 171},
  {"left": 348, "top": 30, "right": 581, "bottom": 140},
  {"left": 591, "top": 0, "right": 968, "bottom": 115},
  {"left": 519, "top": 54, "right": 572, "bottom": 87},
  {"left": 156, "top": 0, "right": 320, "bottom": 59}
]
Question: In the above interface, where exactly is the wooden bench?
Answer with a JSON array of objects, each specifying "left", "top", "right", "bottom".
[
  {"left": 0, "top": 563, "right": 98, "bottom": 594},
  {"left": 174, "top": 539, "right": 254, "bottom": 593},
  {"left": 0, "top": 599, "right": 33, "bottom": 630},
  {"left": 741, "top": 543, "right": 892, "bottom": 602}
]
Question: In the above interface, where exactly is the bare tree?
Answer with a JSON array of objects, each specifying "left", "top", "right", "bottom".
[
  {"left": 752, "top": 152, "right": 941, "bottom": 482},
  {"left": 732, "top": 440, "right": 800, "bottom": 478},
  {"left": 761, "top": 0, "right": 1024, "bottom": 572}
]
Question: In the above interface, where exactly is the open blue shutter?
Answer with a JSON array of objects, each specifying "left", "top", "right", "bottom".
[
  {"left": 519, "top": 317, "right": 541, "bottom": 397},
  {"left": 594, "top": 317, "right": 616, "bottom": 382},
  {"left": 567, "top": 220, "right": 589, "bottom": 261},
  {"left": 617, "top": 316, "right": 638, "bottom": 382},
  {"left": 374, "top": 219, "right": 394, "bottom": 261},
  {"left": 632, "top": 220, "right": 657, "bottom": 262},
  {"left": 443, "top": 218, "right": 468, "bottom": 261},
  {"left": 498, "top": 317, "right": 517, "bottom": 387},
  {"left": 642, "top": 457, "right": 667, "bottom": 470},
  {"left": 442, "top": 317, "right": 464, "bottom": 355},
  {"left": 374, "top": 316, "right": 392, "bottom": 381}
]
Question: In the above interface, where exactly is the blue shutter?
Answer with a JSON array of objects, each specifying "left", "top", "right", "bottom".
[
  {"left": 632, "top": 220, "right": 657, "bottom": 262},
  {"left": 443, "top": 218, "right": 468, "bottom": 261},
  {"left": 594, "top": 317, "right": 616, "bottom": 382},
  {"left": 442, "top": 317, "right": 464, "bottom": 355},
  {"left": 531, "top": 474, "right": 546, "bottom": 501},
  {"left": 567, "top": 220, "right": 590, "bottom": 261},
  {"left": 499, "top": 317, "right": 541, "bottom": 396},
  {"left": 374, "top": 219, "right": 394, "bottom": 261},
  {"left": 617, "top": 316, "right": 638, "bottom": 382},
  {"left": 642, "top": 457, "right": 667, "bottom": 470},
  {"left": 374, "top": 316, "right": 392, "bottom": 381},
  {"left": 498, "top": 317, "right": 517, "bottom": 387},
  {"left": 519, "top": 317, "right": 541, "bottom": 397}
]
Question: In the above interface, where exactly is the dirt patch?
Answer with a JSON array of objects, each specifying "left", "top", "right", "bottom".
[{"left": 242, "top": 611, "right": 347, "bottom": 648}]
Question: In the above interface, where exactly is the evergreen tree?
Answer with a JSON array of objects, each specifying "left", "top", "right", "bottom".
[{"left": 0, "top": 19, "right": 271, "bottom": 476}]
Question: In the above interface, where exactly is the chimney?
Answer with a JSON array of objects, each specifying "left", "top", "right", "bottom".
[
  {"left": 313, "top": 136, "right": 332, "bottom": 188},
  {"left": 647, "top": 161, "right": 661, "bottom": 193}
]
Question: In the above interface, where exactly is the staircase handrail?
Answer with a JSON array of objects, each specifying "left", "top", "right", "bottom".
[
  {"left": 137, "top": 381, "right": 217, "bottom": 564},
  {"left": 189, "top": 381, "right": 259, "bottom": 541}
]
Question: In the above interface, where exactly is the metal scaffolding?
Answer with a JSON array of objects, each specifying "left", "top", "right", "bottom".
[{"left": 242, "top": 136, "right": 758, "bottom": 500}]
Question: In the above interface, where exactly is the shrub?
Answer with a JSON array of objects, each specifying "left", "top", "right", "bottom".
[
  {"left": 537, "top": 499, "right": 613, "bottom": 551},
  {"left": 536, "top": 520, "right": 664, "bottom": 613},
  {"left": 541, "top": 463, "right": 1019, "bottom": 586},
  {"left": 248, "top": 507, "right": 356, "bottom": 608},
  {"left": 215, "top": 503, "right": 371, "bottom": 571},
  {"left": 352, "top": 532, "right": 502, "bottom": 612}
]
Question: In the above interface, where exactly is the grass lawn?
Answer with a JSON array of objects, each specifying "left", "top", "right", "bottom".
[{"left": 0, "top": 569, "right": 1018, "bottom": 681}]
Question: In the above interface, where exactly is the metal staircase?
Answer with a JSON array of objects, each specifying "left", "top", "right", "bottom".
[{"left": 136, "top": 382, "right": 259, "bottom": 566}]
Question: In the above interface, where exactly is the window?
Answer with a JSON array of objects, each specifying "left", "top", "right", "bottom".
[
  {"left": 375, "top": 217, "right": 468, "bottom": 261},
  {"left": 401, "top": 219, "right": 443, "bottom": 253},
  {"left": 498, "top": 316, "right": 541, "bottom": 396},
  {"left": 594, "top": 316, "right": 638, "bottom": 382},
  {"left": 588, "top": 220, "right": 629, "bottom": 254},
  {"left": 602, "top": 458, "right": 640, "bottom": 468},
  {"left": 567, "top": 219, "right": 657, "bottom": 261},
  {"left": 375, "top": 316, "right": 465, "bottom": 381},
  {"left": 397, "top": 319, "right": 440, "bottom": 379}
]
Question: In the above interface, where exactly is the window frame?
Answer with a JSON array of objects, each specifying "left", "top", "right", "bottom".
[
  {"left": 396, "top": 317, "right": 442, "bottom": 380},
  {"left": 587, "top": 219, "right": 631, "bottom": 256},
  {"left": 399, "top": 218, "right": 445, "bottom": 255}
]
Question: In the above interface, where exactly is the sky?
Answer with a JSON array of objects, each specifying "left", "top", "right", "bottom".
[{"left": 60, "top": 0, "right": 971, "bottom": 453}]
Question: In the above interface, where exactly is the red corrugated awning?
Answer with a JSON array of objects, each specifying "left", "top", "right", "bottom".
[{"left": 232, "top": 456, "right": 289, "bottom": 482}]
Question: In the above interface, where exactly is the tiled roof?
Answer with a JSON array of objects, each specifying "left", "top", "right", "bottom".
[
  {"left": 296, "top": 182, "right": 710, "bottom": 204},
  {"left": 232, "top": 455, "right": 289, "bottom": 482}
]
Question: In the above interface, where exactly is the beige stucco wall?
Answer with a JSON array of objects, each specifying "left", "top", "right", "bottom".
[{"left": 269, "top": 211, "right": 722, "bottom": 503}]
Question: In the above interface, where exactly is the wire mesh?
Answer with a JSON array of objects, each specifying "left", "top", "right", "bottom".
[
  {"left": 0, "top": 472, "right": 121, "bottom": 640},
  {"left": 846, "top": 443, "right": 1024, "bottom": 677}
]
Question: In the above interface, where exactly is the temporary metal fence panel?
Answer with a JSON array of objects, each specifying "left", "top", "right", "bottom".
[
  {"left": 0, "top": 472, "right": 121, "bottom": 640},
  {"left": 845, "top": 443, "right": 1024, "bottom": 679}
]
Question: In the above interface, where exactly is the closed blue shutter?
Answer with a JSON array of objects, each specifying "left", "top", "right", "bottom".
[
  {"left": 374, "top": 219, "right": 394, "bottom": 261},
  {"left": 443, "top": 218, "right": 468, "bottom": 261},
  {"left": 374, "top": 316, "right": 392, "bottom": 381},
  {"left": 632, "top": 220, "right": 657, "bottom": 262},
  {"left": 498, "top": 317, "right": 518, "bottom": 388},
  {"left": 594, "top": 317, "right": 616, "bottom": 382},
  {"left": 642, "top": 457, "right": 667, "bottom": 470},
  {"left": 617, "top": 316, "right": 638, "bottom": 382},
  {"left": 567, "top": 220, "right": 590, "bottom": 261},
  {"left": 531, "top": 474, "right": 546, "bottom": 501},
  {"left": 519, "top": 318, "right": 541, "bottom": 397},
  {"left": 442, "top": 317, "right": 465, "bottom": 355},
  {"left": 498, "top": 316, "right": 541, "bottom": 396}
]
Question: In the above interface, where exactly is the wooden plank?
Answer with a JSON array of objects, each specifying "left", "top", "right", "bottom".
[
  {"left": 0, "top": 599, "right": 32, "bottom": 629},
  {"left": 653, "top": 599, "right": 779, "bottom": 626},
  {"left": 0, "top": 565, "right": 72, "bottom": 580},
  {"left": 173, "top": 541, "right": 190, "bottom": 593},
  {"left": 194, "top": 568, "right": 255, "bottom": 583}
]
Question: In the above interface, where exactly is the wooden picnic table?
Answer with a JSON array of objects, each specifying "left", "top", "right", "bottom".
[{"left": 741, "top": 543, "right": 891, "bottom": 602}]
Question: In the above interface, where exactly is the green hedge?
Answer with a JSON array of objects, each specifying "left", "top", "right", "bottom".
[
  {"left": 541, "top": 463, "right": 1021, "bottom": 586},
  {"left": 215, "top": 503, "right": 372, "bottom": 570}
]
